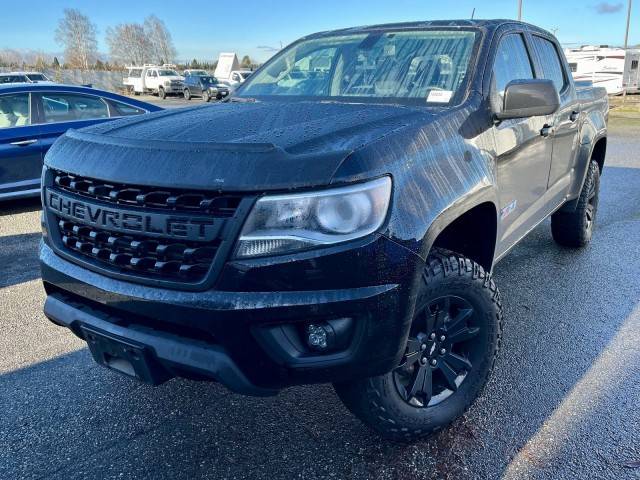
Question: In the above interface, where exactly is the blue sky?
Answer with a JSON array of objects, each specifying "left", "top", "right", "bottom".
[{"left": 0, "top": 0, "right": 638, "bottom": 62}]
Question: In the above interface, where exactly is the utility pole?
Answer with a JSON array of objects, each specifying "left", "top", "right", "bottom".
[
  {"left": 623, "top": 0, "right": 632, "bottom": 102},
  {"left": 518, "top": 0, "right": 523, "bottom": 20}
]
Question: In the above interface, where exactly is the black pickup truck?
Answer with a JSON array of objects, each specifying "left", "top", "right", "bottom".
[{"left": 40, "top": 20, "right": 608, "bottom": 440}]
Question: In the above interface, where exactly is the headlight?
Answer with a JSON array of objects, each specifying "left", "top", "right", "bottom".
[
  {"left": 234, "top": 176, "right": 392, "bottom": 258},
  {"left": 164, "top": 80, "right": 171, "bottom": 86}
]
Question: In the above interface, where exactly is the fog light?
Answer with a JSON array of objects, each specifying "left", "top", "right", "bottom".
[{"left": 307, "top": 324, "right": 329, "bottom": 351}]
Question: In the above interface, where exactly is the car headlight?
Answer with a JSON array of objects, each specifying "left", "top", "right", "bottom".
[
  {"left": 234, "top": 176, "right": 392, "bottom": 258},
  {"left": 164, "top": 80, "right": 171, "bottom": 86}
]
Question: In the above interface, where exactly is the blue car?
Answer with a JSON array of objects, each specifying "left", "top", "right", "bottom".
[{"left": 0, "top": 84, "right": 161, "bottom": 201}]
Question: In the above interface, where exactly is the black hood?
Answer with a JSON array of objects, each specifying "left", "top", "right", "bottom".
[{"left": 45, "top": 101, "right": 426, "bottom": 191}]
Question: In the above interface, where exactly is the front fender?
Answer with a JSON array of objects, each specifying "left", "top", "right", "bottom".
[{"left": 331, "top": 99, "right": 498, "bottom": 263}]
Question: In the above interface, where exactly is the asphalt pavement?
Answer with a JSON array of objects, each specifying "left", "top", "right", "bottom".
[{"left": 0, "top": 120, "right": 639, "bottom": 480}]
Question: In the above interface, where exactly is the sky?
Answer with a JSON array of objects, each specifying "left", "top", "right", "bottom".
[{"left": 0, "top": 0, "right": 638, "bottom": 62}]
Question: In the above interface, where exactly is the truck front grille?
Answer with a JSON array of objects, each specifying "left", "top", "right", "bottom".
[
  {"left": 46, "top": 171, "right": 249, "bottom": 288},
  {"left": 53, "top": 172, "right": 242, "bottom": 216},
  {"left": 57, "top": 218, "right": 219, "bottom": 281}
]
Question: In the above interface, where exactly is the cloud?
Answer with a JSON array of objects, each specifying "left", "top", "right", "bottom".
[{"left": 594, "top": 2, "right": 624, "bottom": 14}]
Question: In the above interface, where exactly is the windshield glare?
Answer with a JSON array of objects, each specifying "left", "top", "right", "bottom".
[{"left": 239, "top": 29, "right": 478, "bottom": 105}]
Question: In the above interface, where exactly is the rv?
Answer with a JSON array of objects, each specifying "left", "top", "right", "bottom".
[{"left": 564, "top": 45, "right": 640, "bottom": 95}]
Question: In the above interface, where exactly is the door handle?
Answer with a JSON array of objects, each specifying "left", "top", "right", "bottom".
[
  {"left": 569, "top": 110, "right": 580, "bottom": 122},
  {"left": 10, "top": 139, "right": 38, "bottom": 146},
  {"left": 540, "top": 124, "right": 554, "bottom": 137}
]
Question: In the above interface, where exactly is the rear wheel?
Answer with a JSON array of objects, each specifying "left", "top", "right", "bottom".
[
  {"left": 334, "top": 249, "right": 502, "bottom": 441},
  {"left": 551, "top": 160, "right": 600, "bottom": 247}
]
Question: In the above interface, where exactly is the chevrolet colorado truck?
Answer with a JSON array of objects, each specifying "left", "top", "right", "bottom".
[{"left": 40, "top": 20, "right": 608, "bottom": 440}]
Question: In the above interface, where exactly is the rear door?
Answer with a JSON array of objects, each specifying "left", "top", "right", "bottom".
[
  {"left": 0, "top": 92, "right": 43, "bottom": 198},
  {"left": 528, "top": 34, "right": 581, "bottom": 198},
  {"left": 33, "top": 91, "right": 112, "bottom": 158},
  {"left": 490, "top": 32, "right": 555, "bottom": 253}
]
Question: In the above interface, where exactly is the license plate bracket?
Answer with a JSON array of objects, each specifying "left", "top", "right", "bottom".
[{"left": 81, "top": 326, "right": 171, "bottom": 385}]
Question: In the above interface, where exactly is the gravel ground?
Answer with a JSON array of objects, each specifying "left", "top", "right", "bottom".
[{"left": 0, "top": 121, "right": 639, "bottom": 480}]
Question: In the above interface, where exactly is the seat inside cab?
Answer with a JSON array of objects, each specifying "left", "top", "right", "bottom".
[{"left": 0, "top": 95, "right": 30, "bottom": 128}]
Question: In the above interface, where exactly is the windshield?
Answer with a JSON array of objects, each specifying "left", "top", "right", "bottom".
[
  {"left": 190, "top": 70, "right": 208, "bottom": 76},
  {"left": 158, "top": 69, "right": 179, "bottom": 76},
  {"left": 239, "top": 29, "right": 478, "bottom": 105},
  {"left": 200, "top": 76, "right": 218, "bottom": 83},
  {"left": 239, "top": 72, "right": 252, "bottom": 80}
]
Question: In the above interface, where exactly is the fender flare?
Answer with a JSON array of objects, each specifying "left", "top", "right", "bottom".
[
  {"left": 418, "top": 185, "right": 499, "bottom": 269},
  {"left": 559, "top": 133, "right": 607, "bottom": 213}
]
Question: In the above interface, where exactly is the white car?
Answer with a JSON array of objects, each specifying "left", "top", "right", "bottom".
[
  {"left": 227, "top": 70, "right": 252, "bottom": 86},
  {"left": 0, "top": 71, "right": 52, "bottom": 84}
]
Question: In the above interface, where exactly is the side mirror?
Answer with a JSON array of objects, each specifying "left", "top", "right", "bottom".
[{"left": 495, "top": 79, "right": 560, "bottom": 120}]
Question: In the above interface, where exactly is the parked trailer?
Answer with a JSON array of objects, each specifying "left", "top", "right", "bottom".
[{"left": 565, "top": 45, "right": 640, "bottom": 95}]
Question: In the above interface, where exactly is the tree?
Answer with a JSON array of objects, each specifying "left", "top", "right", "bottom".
[
  {"left": 106, "top": 23, "right": 151, "bottom": 66},
  {"left": 190, "top": 58, "right": 200, "bottom": 69},
  {"left": 54, "top": 9, "right": 98, "bottom": 70},
  {"left": 144, "top": 15, "right": 176, "bottom": 64},
  {"left": 52, "top": 56, "right": 61, "bottom": 69},
  {"left": 241, "top": 55, "right": 252, "bottom": 68}
]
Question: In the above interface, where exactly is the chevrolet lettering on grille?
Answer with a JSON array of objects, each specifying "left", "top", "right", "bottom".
[{"left": 46, "top": 189, "right": 222, "bottom": 242}]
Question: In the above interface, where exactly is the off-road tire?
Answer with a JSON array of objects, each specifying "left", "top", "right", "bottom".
[
  {"left": 551, "top": 160, "right": 600, "bottom": 248},
  {"left": 334, "top": 249, "right": 502, "bottom": 442}
]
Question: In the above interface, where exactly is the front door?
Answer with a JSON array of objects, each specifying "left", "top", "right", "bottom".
[
  {"left": 490, "top": 32, "right": 555, "bottom": 255},
  {"left": 0, "top": 93, "right": 43, "bottom": 198}
]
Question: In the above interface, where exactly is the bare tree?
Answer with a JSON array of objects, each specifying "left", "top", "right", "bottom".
[
  {"left": 54, "top": 8, "right": 98, "bottom": 70},
  {"left": 144, "top": 15, "right": 177, "bottom": 64},
  {"left": 106, "top": 23, "right": 151, "bottom": 66}
]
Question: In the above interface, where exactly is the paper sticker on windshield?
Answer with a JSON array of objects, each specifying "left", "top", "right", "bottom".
[{"left": 427, "top": 90, "right": 453, "bottom": 103}]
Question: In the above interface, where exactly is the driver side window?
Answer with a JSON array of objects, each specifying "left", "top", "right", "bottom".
[{"left": 492, "top": 33, "right": 534, "bottom": 109}]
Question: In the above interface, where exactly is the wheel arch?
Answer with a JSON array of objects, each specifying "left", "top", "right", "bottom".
[{"left": 421, "top": 196, "right": 499, "bottom": 273}]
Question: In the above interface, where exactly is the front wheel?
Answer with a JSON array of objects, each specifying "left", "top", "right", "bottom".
[
  {"left": 334, "top": 249, "right": 502, "bottom": 441},
  {"left": 184, "top": 88, "right": 191, "bottom": 100},
  {"left": 158, "top": 87, "right": 166, "bottom": 99},
  {"left": 202, "top": 91, "right": 211, "bottom": 102}
]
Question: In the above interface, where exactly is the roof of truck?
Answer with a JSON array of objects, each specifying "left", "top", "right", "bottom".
[{"left": 310, "top": 19, "right": 550, "bottom": 37}]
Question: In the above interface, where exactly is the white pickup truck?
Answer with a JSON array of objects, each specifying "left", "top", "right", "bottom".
[{"left": 124, "top": 65, "right": 184, "bottom": 99}]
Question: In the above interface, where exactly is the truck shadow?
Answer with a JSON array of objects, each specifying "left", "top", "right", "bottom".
[
  {"left": 1, "top": 166, "right": 639, "bottom": 479},
  {"left": 0, "top": 232, "right": 42, "bottom": 288},
  {"left": 0, "top": 197, "right": 41, "bottom": 217}
]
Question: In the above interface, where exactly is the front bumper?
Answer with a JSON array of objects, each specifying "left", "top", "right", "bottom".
[
  {"left": 163, "top": 84, "right": 183, "bottom": 94},
  {"left": 40, "top": 235, "right": 422, "bottom": 393}
]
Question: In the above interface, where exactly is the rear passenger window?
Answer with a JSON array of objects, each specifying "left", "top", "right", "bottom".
[
  {"left": 0, "top": 93, "right": 30, "bottom": 129},
  {"left": 41, "top": 93, "right": 109, "bottom": 123},
  {"left": 492, "top": 34, "right": 534, "bottom": 98},
  {"left": 109, "top": 99, "right": 146, "bottom": 117},
  {"left": 530, "top": 36, "right": 566, "bottom": 92}
]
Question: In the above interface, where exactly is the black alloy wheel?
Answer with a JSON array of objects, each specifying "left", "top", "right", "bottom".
[{"left": 393, "top": 296, "right": 479, "bottom": 408}]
